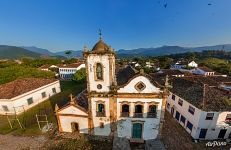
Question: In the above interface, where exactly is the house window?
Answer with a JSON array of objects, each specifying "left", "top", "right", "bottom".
[
  {"left": 2, "top": 105, "right": 9, "bottom": 112},
  {"left": 148, "top": 105, "right": 157, "bottom": 118},
  {"left": 167, "top": 103, "right": 170, "bottom": 109},
  {"left": 135, "top": 82, "right": 146, "bottom": 91},
  {"left": 188, "top": 106, "right": 195, "bottom": 115},
  {"left": 180, "top": 115, "right": 186, "bottom": 124},
  {"left": 225, "top": 114, "right": 231, "bottom": 121},
  {"left": 175, "top": 111, "right": 180, "bottom": 121},
  {"left": 178, "top": 99, "right": 183, "bottom": 106},
  {"left": 96, "top": 63, "right": 103, "bottom": 80},
  {"left": 121, "top": 104, "right": 129, "bottom": 117},
  {"left": 27, "top": 97, "right": 33, "bottom": 105},
  {"left": 186, "top": 121, "right": 193, "bottom": 131},
  {"left": 96, "top": 103, "right": 105, "bottom": 117},
  {"left": 52, "top": 88, "right": 56, "bottom": 94},
  {"left": 41, "top": 92, "right": 47, "bottom": 98},
  {"left": 100, "top": 122, "right": 104, "bottom": 128},
  {"left": 134, "top": 104, "right": 143, "bottom": 118},
  {"left": 205, "top": 113, "right": 214, "bottom": 120},
  {"left": 172, "top": 94, "right": 175, "bottom": 101}
]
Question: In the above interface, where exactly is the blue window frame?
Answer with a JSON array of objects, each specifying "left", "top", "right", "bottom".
[
  {"left": 188, "top": 106, "right": 195, "bottom": 115},
  {"left": 180, "top": 115, "right": 186, "bottom": 124},
  {"left": 175, "top": 111, "right": 180, "bottom": 121},
  {"left": 172, "top": 94, "right": 175, "bottom": 101},
  {"left": 186, "top": 121, "right": 193, "bottom": 131}
]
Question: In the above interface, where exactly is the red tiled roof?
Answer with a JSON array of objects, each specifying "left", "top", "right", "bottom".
[{"left": 0, "top": 78, "right": 58, "bottom": 99}]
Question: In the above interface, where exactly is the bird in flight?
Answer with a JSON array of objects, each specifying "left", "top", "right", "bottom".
[
  {"left": 208, "top": 3, "right": 212, "bottom": 5},
  {"left": 164, "top": 3, "right": 167, "bottom": 8}
]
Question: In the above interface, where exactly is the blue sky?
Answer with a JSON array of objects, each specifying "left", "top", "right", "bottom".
[{"left": 0, "top": 0, "right": 231, "bottom": 52}]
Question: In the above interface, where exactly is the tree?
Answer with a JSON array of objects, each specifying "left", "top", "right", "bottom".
[{"left": 72, "top": 68, "right": 86, "bottom": 83}]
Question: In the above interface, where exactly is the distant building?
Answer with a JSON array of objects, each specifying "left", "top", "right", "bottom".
[
  {"left": 58, "top": 63, "right": 85, "bottom": 80},
  {"left": 0, "top": 78, "right": 61, "bottom": 115},
  {"left": 171, "top": 60, "right": 198, "bottom": 69},
  {"left": 166, "top": 76, "right": 231, "bottom": 140},
  {"left": 40, "top": 65, "right": 58, "bottom": 71},
  {"left": 192, "top": 67, "right": 215, "bottom": 76},
  {"left": 145, "top": 62, "right": 155, "bottom": 68}
]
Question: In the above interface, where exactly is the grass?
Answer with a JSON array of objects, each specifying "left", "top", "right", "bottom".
[{"left": 0, "top": 80, "right": 85, "bottom": 135}]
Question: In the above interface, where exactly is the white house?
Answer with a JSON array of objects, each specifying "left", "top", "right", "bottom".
[
  {"left": 0, "top": 78, "right": 61, "bottom": 115},
  {"left": 192, "top": 67, "right": 215, "bottom": 76},
  {"left": 166, "top": 77, "right": 231, "bottom": 140},
  {"left": 188, "top": 61, "right": 198, "bottom": 68},
  {"left": 56, "top": 37, "right": 167, "bottom": 141},
  {"left": 171, "top": 61, "right": 198, "bottom": 69},
  {"left": 58, "top": 63, "right": 85, "bottom": 80}
]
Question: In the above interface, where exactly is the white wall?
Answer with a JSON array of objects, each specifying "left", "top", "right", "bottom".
[
  {"left": 0, "top": 81, "right": 61, "bottom": 115},
  {"left": 117, "top": 76, "right": 160, "bottom": 93},
  {"left": 58, "top": 105, "right": 88, "bottom": 133},
  {"left": 59, "top": 116, "right": 88, "bottom": 133},
  {"left": 117, "top": 98, "right": 162, "bottom": 140},
  {"left": 91, "top": 97, "right": 111, "bottom": 136},
  {"left": 59, "top": 64, "right": 85, "bottom": 79},
  {"left": 87, "top": 54, "right": 115, "bottom": 93}
]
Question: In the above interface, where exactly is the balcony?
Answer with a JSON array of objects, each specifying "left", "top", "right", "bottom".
[
  {"left": 120, "top": 112, "right": 129, "bottom": 117},
  {"left": 147, "top": 112, "right": 157, "bottom": 118},
  {"left": 96, "top": 111, "right": 105, "bottom": 117},
  {"left": 133, "top": 113, "right": 143, "bottom": 118}
]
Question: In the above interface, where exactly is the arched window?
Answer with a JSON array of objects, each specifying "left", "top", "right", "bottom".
[
  {"left": 134, "top": 105, "right": 143, "bottom": 118},
  {"left": 148, "top": 105, "right": 157, "bottom": 118},
  {"left": 96, "top": 103, "right": 105, "bottom": 117},
  {"left": 96, "top": 63, "right": 103, "bottom": 80},
  {"left": 121, "top": 104, "right": 129, "bottom": 117}
]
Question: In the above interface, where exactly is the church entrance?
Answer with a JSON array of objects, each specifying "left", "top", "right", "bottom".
[
  {"left": 132, "top": 123, "right": 142, "bottom": 139},
  {"left": 71, "top": 122, "right": 79, "bottom": 133}
]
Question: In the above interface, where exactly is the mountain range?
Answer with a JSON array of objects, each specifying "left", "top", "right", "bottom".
[{"left": 1, "top": 44, "right": 231, "bottom": 59}]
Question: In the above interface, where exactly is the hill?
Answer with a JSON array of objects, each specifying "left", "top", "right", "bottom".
[
  {"left": 0, "top": 45, "right": 41, "bottom": 59},
  {"left": 21, "top": 46, "right": 54, "bottom": 56},
  {"left": 117, "top": 44, "right": 231, "bottom": 57}
]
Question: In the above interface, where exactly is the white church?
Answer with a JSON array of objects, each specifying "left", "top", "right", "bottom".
[{"left": 56, "top": 37, "right": 167, "bottom": 141}]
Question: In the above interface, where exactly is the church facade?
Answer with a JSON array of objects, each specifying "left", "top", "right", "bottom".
[{"left": 56, "top": 37, "right": 167, "bottom": 141}]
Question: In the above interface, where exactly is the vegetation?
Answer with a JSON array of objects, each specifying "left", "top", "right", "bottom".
[
  {"left": 0, "top": 65, "right": 55, "bottom": 85},
  {"left": 72, "top": 68, "right": 86, "bottom": 83}
]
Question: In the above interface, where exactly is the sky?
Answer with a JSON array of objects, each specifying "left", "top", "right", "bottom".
[{"left": 0, "top": 0, "right": 231, "bottom": 52}]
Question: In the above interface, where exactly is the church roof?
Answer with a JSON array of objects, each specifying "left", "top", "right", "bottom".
[
  {"left": 91, "top": 38, "right": 112, "bottom": 53},
  {"left": 116, "top": 65, "right": 138, "bottom": 86}
]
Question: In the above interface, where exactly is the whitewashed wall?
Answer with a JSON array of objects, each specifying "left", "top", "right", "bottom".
[
  {"left": 59, "top": 116, "right": 88, "bottom": 133},
  {"left": 58, "top": 105, "right": 88, "bottom": 133},
  {"left": 166, "top": 92, "right": 202, "bottom": 139},
  {"left": 116, "top": 98, "right": 162, "bottom": 140},
  {"left": 0, "top": 81, "right": 61, "bottom": 114},
  {"left": 87, "top": 55, "right": 115, "bottom": 93},
  {"left": 91, "top": 97, "right": 111, "bottom": 136},
  {"left": 117, "top": 76, "right": 160, "bottom": 93}
]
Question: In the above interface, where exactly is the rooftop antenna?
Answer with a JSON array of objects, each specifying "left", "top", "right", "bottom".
[{"left": 98, "top": 29, "right": 102, "bottom": 40}]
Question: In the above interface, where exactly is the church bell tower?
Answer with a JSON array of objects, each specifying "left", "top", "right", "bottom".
[{"left": 83, "top": 35, "right": 116, "bottom": 93}]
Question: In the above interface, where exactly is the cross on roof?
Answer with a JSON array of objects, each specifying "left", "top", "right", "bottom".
[{"left": 99, "top": 29, "right": 102, "bottom": 39}]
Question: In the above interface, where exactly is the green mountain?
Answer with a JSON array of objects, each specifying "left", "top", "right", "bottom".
[{"left": 0, "top": 45, "right": 41, "bottom": 59}]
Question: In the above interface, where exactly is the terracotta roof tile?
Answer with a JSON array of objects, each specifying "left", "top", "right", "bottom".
[{"left": 0, "top": 78, "right": 58, "bottom": 99}]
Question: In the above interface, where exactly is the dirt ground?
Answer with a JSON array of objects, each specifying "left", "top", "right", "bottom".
[{"left": 0, "top": 134, "right": 47, "bottom": 150}]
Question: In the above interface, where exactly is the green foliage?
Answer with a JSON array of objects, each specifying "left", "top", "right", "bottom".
[
  {"left": 72, "top": 68, "right": 86, "bottom": 83},
  {"left": 0, "top": 65, "right": 55, "bottom": 85},
  {"left": 21, "top": 58, "right": 62, "bottom": 68},
  {"left": 200, "top": 58, "right": 231, "bottom": 75}
]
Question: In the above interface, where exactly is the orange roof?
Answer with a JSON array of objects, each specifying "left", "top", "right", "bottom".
[{"left": 0, "top": 78, "right": 58, "bottom": 99}]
